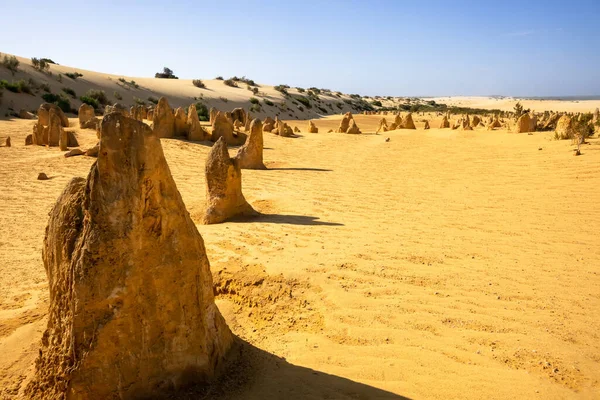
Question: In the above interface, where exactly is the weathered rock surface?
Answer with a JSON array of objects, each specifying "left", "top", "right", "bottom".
[
  {"left": 152, "top": 97, "right": 175, "bottom": 138},
  {"left": 400, "top": 113, "right": 416, "bottom": 129},
  {"left": 25, "top": 114, "right": 234, "bottom": 399},
  {"left": 203, "top": 137, "right": 257, "bottom": 224},
  {"left": 78, "top": 104, "right": 96, "bottom": 128},
  {"left": 346, "top": 120, "right": 361, "bottom": 134},
  {"left": 555, "top": 115, "right": 574, "bottom": 140},
  {"left": 187, "top": 104, "right": 209, "bottom": 141},
  {"left": 211, "top": 111, "right": 245, "bottom": 145},
  {"left": 515, "top": 113, "right": 531, "bottom": 133},
  {"left": 174, "top": 107, "right": 187, "bottom": 136},
  {"left": 235, "top": 119, "right": 266, "bottom": 169},
  {"left": 440, "top": 115, "right": 450, "bottom": 128},
  {"left": 308, "top": 120, "right": 318, "bottom": 133},
  {"left": 336, "top": 112, "right": 353, "bottom": 133}
]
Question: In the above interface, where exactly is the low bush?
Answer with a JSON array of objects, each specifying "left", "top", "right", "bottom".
[
  {"left": 31, "top": 57, "right": 51, "bottom": 72},
  {"left": 40, "top": 83, "right": 51, "bottom": 93},
  {"left": 62, "top": 87, "right": 76, "bottom": 98},
  {"left": 274, "top": 85, "right": 289, "bottom": 95},
  {"left": 147, "top": 96, "right": 159, "bottom": 104},
  {"left": 223, "top": 79, "right": 238, "bottom": 88},
  {"left": 1, "top": 54, "right": 19, "bottom": 75},
  {"left": 249, "top": 104, "right": 261, "bottom": 113},
  {"left": 294, "top": 95, "right": 312, "bottom": 109},
  {"left": 65, "top": 72, "right": 83, "bottom": 80},
  {"left": 264, "top": 99, "right": 274, "bottom": 106},
  {"left": 155, "top": 67, "right": 178, "bottom": 79},
  {"left": 215, "top": 76, "right": 224, "bottom": 80},
  {"left": 84, "top": 89, "right": 108, "bottom": 106},
  {"left": 195, "top": 102, "right": 209, "bottom": 121},
  {"left": 79, "top": 95, "right": 99, "bottom": 109},
  {"left": 0, "top": 79, "right": 33, "bottom": 94},
  {"left": 192, "top": 79, "right": 206, "bottom": 88},
  {"left": 219, "top": 96, "right": 229, "bottom": 103},
  {"left": 134, "top": 97, "right": 146, "bottom": 105},
  {"left": 114, "top": 91, "right": 122, "bottom": 100},
  {"left": 249, "top": 97, "right": 259, "bottom": 104}
]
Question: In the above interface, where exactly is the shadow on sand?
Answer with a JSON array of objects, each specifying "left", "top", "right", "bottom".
[
  {"left": 170, "top": 338, "right": 410, "bottom": 400},
  {"left": 267, "top": 167, "right": 332, "bottom": 172},
  {"left": 253, "top": 213, "right": 343, "bottom": 226}
]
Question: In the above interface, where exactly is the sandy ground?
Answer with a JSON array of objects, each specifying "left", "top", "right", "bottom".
[
  {"left": 1, "top": 114, "right": 599, "bottom": 399},
  {"left": 428, "top": 96, "right": 600, "bottom": 114}
]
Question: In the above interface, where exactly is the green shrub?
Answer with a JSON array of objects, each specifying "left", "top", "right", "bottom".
[
  {"left": 62, "top": 87, "right": 76, "bottom": 98},
  {"left": 219, "top": 96, "right": 229, "bottom": 103},
  {"left": 42, "top": 92, "right": 71, "bottom": 113},
  {"left": 371, "top": 100, "right": 382, "bottom": 107},
  {"left": 148, "top": 96, "right": 159, "bottom": 104},
  {"left": 85, "top": 89, "right": 108, "bottom": 105},
  {"left": 57, "top": 74, "right": 62, "bottom": 83},
  {"left": 252, "top": 87, "right": 259, "bottom": 95},
  {"left": 294, "top": 95, "right": 312, "bottom": 109},
  {"left": 215, "top": 76, "right": 224, "bottom": 80},
  {"left": 155, "top": 67, "right": 178, "bottom": 79},
  {"left": 42, "top": 93, "right": 60, "bottom": 103},
  {"left": 79, "top": 96, "right": 99, "bottom": 109},
  {"left": 249, "top": 104, "right": 261, "bottom": 113},
  {"left": 336, "top": 102, "right": 343, "bottom": 109},
  {"left": 1, "top": 54, "right": 19, "bottom": 75},
  {"left": 65, "top": 72, "right": 83, "bottom": 80},
  {"left": 114, "top": 91, "right": 122, "bottom": 100},
  {"left": 249, "top": 97, "right": 259, "bottom": 104},
  {"left": 134, "top": 97, "right": 146, "bottom": 105},
  {"left": 274, "top": 85, "right": 289, "bottom": 95},
  {"left": 223, "top": 79, "right": 238, "bottom": 88},
  {"left": 308, "top": 87, "right": 321, "bottom": 95},
  {"left": 0, "top": 79, "right": 32, "bottom": 94},
  {"left": 193, "top": 79, "right": 206, "bottom": 88},
  {"left": 195, "top": 102, "right": 209, "bottom": 121},
  {"left": 56, "top": 95, "right": 72, "bottom": 113},
  {"left": 264, "top": 99, "right": 274, "bottom": 106},
  {"left": 31, "top": 57, "right": 51, "bottom": 72},
  {"left": 296, "top": 87, "right": 305, "bottom": 93},
  {"left": 232, "top": 76, "right": 257, "bottom": 86},
  {"left": 317, "top": 106, "right": 327, "bottom": 114}
]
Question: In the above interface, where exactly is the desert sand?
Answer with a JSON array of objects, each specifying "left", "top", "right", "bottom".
[{"left": 1, "top": 107, "right": 599, "bottom": 399}]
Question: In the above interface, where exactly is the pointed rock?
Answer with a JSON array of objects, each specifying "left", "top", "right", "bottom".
[
  {"left": 187, "top": 104, "right": 209, "bottom": 141},
  {"left": 152, "top": 97, "right": 175, "bottom": 138},
  {"left": 204, "top": 137, "right": 257, "bottom": 224},
  {"left": 25, "top": 114, "right": 233, "bottom": 399},
  {"left": 235, "top": 118, "right": 266, "bottom": 169}
]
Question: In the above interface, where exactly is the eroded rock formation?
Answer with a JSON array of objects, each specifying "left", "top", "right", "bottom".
[
  {"left": 25, "top": 114, "right": 233, "bottom": 399},
  {"left": 203, "top": 137, "right": 257, "bottom": 224},
  {"left": 235, "top": 118, "right": 266, "bottom": 169}
]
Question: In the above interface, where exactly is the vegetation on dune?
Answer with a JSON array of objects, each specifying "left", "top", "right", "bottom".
[
  {"left": 42, "top": 92, "right": 72, "bottom": 113},
  {"left": 249, "top": 97, "right": 259, "bottom": 104},
  {"left": 195, "top": 102, "right": 209, "bottom": 121},
  {"left": 61, "top": 87, "right": 76, "bottom": 98},
  {"left": 65, "top": 72, "right": 83, "bottom": 80},
  {"left": 147, "top": 96, "right": 159, "bottom": 104},
  {"left": 0, "top": 54, "right": 19, "bottom": 75},
  {"left": 231, "top": 76, "right": 257, "bottom": 86},
  {"left": 31, "top": 57, "right": 51, "bottom": 73},
  {"left": 294, "top": 95, "right": 312, "bottom": 109},
  {"left": 223, "top": 79, "right": 238, "bottom": 88},
  {"left": 371, "top": 100, "right": 382, "bottom": 107},
  {"left": 192, "top": 79, "right": 206, "bottom": 89},
  {"left": 155, "top": 67, "right": 178, "bottom": 79},
  {"left": 0, "top": 79, "right": 33, "bottom": 94},
  {"left": 215, "top": 76, "right": 224, "bottom": 80},
  {"left": 264, "top": 99, "right": 274, "bottom": 106},
  {"left": 114, "top": 91, "right": 122, "bottom": 100},
  {"left": 274, "top": 84, "right": 289, "bottom": 95},
  {"left": 81, "top": 89, "right": 108, "bottom": 108},
  {"left": 118, "top": 78, "right": 140, "bottom": 89}
]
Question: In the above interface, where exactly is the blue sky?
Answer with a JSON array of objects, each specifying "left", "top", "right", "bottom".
[{"left": 1, "top": 0, "right": 598, "bottom": 97}]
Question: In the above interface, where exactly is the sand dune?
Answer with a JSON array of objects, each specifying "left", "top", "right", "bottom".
[{"left": 0, "top": 112, "right": 599, "bottom": 398}]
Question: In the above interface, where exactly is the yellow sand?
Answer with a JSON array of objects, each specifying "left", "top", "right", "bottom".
[{"left": 0, "top": 113, "right": 599, "bottom": 399}]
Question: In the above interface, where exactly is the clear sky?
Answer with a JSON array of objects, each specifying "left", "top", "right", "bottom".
[{"left": 1, "top": 0, "right": 599, "bottom": 97}]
